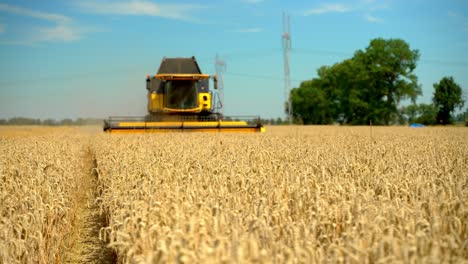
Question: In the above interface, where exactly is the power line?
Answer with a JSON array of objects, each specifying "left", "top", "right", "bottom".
[
  {"left": 225, "top": 71, "right": 303, "bottom": 83},
  {"left": 419, "top": 58, "right": 468, "bottom": 67},
  {"left": 292, "top": 48, "right": 468, "bottom": 67},
  {"left": 225, "top": 71, "right": 279, "bottom": 80},
  {"left": 293, "top": 48, "right": 352, "bottom": 57},
  {"left": 0, "top": 65, "right": 144, "bottom": 86},
  {"left": 1, "top": 49, "right": 466, "bottom": 86}
]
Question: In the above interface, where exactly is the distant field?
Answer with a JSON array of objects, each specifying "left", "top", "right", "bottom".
[
  {"left": 1, "top": 126, "right": 467, "bottom": 263},
  {"left": 0, "top": 125, "right": 64, "bottom": 137},
  {"left": 0, "top": 125, "right": 101, "bottom": 138}
]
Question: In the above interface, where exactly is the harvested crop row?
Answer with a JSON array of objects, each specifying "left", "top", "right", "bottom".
[
  {"left": 0, "top": 129, "right": 89, "bottom": 263},
  {"left": 92, "top": 126, "right": 467, "bottom": 263}
]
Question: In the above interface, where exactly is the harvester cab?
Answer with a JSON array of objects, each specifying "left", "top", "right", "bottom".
[{"left": 104, "top": 57, "right": 265, "bottom": 133}]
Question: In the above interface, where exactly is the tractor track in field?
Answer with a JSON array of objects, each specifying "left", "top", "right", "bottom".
[{"left": 64, "top": 148, "right": 116, "bottom": 264}]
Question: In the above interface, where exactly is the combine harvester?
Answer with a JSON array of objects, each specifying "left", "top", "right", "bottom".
[{"left": 104, "top": 57, "right": 264, "bottom": 133}]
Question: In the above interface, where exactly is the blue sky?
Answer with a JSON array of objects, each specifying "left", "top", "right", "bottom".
[{"left": 0, "top": 0, "right": 467, "bottom": 119}]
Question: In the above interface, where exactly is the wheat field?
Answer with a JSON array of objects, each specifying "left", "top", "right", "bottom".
[
  {"left": 1, "top": 126, "right": 467, "bottom": 263},
  {"left": 0, "top": 127, "right": 89, "bottom": 263}
]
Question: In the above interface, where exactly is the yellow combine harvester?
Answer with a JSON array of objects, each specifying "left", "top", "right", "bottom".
[{"left": 104, "top": 57, "right": 265, "bottom": 133}]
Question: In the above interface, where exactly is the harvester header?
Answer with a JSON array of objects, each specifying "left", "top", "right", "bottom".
[{"left": 103, "top": 57, "right": 264, "bottom": 133}]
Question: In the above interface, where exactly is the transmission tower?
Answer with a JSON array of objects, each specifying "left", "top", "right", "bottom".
[
  {"left": 215, "top": 53, "right": 226, "bottom": 115},
  {"left": 282, "top": 12, "right": 292, "bottom": 124}
]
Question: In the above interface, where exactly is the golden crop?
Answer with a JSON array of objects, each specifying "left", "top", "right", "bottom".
[
  {"left": 0, "top": 128, "right": 88, "bottom": 263},
  {"left": 92, "top": 126, "right": 467, "bottom": 263},
  {"left": 1, "top": 126, "right": 467, "bottom": 263}
]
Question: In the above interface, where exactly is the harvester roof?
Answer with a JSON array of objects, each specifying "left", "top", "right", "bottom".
[{"left": 157, "top": 57, "right": 202, "bottom": 74}]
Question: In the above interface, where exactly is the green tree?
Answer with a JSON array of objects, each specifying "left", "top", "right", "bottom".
[
  {"left": 454, "top": 110, "right": 467, "bottom": 123},
  {"left": 432, "top": 77, "right": 464, "bottom": 124},
  {"left": 404, "top": 104, "right": 420, "bottom": 123},
  {"left": 414, "top": 103, "right": 438, "bottom": 125},
  {"left": 60, "top": 118, "right": 74, "bottom": 126},
  {"left": 291, "top": 79, "right": 334, "bottom": 124},
  {"left": 290, "top": 38, "right": 421, "bottom": 125},
  {"left": 42, "top": 119, "right": 57, "bottom": 126},
  {"left": 353, "top": 38, "right": 421, "bottom": 124}
]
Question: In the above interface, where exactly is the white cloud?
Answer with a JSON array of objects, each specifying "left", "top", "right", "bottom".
[
  {"left": 447, "top": 10, "right": 468, "bottom": 32},
  {"left": 0, "top": 24, "right": 89, "bottom": 46},
  {"left": 448, "top": 11, "right": 460, "bottom": 18},
  {"left": 304, "top": 1, "right": 390, "bottom": 17},
  {"left": 233, "top": 27, "right": 263, "bottom": 33},
  {"left": 304, "top": 4, "right": 351, "bottom": 15},
  {"left": 0, "top": 3, "right": 97, "bottom": 45},
  {"left": 77, "top": 0, "right": 206, "bottom": 21},
  {"left": 365, "top": 0, "right": 390, "bottom": 11},
  {"left": 0, "top": 3, "right": 71, "bottom": 23},
  {"left": 36, "top": 25, "right": 82, "bottom": 42},
  {"left": 243, "top": 0, "right": 264, "bottom": 3},
  {"left": 364, "top": 14, "right": 383, "bottom": 23}
]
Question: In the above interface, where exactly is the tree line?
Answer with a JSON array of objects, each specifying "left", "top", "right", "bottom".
[
  {"left": 0, "top": 117, "right": 103, "bottom": 126},
  {"left": 290, "top": 38, "right": 466, "bottom": 125}
]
